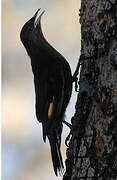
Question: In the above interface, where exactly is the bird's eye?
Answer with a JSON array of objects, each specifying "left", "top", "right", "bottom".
[{"left": 28, "top": 27, "right": 33, "bottom": 31}]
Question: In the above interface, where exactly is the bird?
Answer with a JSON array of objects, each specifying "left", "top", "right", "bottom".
[{"left": 20, "top": 9, "right": 72, "bottom": 176}]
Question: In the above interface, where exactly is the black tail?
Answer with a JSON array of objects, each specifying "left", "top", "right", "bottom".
[{"left": 48, "top": 131, "right": 64, "bottom": 176}]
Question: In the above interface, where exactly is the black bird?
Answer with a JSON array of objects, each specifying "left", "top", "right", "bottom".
[{"left": 20, "top": 9, "right": 72, "bottom": 176}]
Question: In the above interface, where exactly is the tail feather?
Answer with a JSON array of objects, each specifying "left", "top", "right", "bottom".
[
  {"left": 48, "top": 133, "right": 64, "bottom": 176},
  {"left": 42, "top": 123, "right": 47, "bottom": 142}
]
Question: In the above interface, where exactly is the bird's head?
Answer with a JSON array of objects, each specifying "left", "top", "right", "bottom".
[{"left": 20, "top": 9, "right": 45, "bottom": 55}]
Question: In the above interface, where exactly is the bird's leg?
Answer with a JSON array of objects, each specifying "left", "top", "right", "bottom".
[
  {"left": 72, "top": 58, "right": 82, "bottom": 92},
  {"left": 62, "top": 120, "right": 72, "bottom": 147},
  {"left": 65, "top": 131, "right": 72, "bottom": 147},
  {"left": 72, "top": 67, "right": 79, "bottom": 92},
  {"left": 62, "top": 120, "right": 72, "bottom": 129}
]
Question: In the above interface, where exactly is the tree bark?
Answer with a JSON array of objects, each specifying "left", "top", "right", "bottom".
[{"left": 63, "top": 0, "right": 117, "bottom": 179}]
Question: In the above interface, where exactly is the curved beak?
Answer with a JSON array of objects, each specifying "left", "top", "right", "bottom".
[
  {"left": 33, "top": 8, "right": 41, "bottom": 19},
  {"left": 34, "top": 9, "right": 45, "bottom": 28}
]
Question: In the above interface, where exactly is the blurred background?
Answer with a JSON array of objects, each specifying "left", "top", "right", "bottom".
[{"left": 2, "top": 0, "right": 81, "bottom": 179}]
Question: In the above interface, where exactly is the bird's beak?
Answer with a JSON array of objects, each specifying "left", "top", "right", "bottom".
[{"left": 34, "top": 9, "right": 45, "bottom": 28}]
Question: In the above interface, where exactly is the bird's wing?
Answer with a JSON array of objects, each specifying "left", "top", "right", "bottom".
[{"left": 34, "top": 70, "right": 64, "bottom": 125}]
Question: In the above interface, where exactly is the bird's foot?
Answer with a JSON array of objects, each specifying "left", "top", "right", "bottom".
[
  {"left": 65, "top": 131, "right": 72, "bottom": 147},
  {"left": 72, "top": 60, "right": 82, "bottom": 92},
  {"left": 72, "top": 76, "right": 79, "bottom": 92},
  {"left": 62, "top": 120, "right": 72, "bottom": 147}
]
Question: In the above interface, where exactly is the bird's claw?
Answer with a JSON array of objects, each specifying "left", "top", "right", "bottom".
[
  {"left": 65, "top": 131, "right": 72, "bottom": 147},
  {"left": 74, "top": 77, "right": 79, "bottom": 92},
  {"left": 72, "top": 60, "right": 82, "bottom": 92}
]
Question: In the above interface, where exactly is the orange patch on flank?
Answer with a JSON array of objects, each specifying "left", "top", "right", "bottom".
[{"left": 48, "top": 102, "right": 53, "bottom": 119}]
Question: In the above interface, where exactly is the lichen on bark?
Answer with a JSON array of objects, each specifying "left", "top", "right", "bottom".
[{"left": 63, "top": 0, "right": 117, "bottom": 179}]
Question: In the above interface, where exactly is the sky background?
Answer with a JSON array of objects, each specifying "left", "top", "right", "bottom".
[{"left": 2, "top": 0, "right": 81, "bottom": 179}]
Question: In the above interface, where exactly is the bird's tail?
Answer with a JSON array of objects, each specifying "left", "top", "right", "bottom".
[{"left": 48, "top": 129, "right": 64, "bottom": 176}]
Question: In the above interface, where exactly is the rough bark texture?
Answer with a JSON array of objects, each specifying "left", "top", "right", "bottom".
[{"left": 63, "top": 0, "right": 117, "bottom": 179}]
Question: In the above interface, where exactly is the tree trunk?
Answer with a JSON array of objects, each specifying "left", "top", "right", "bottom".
[{"left": 63, "top": 0, "right": 117, "bottom": 179}]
